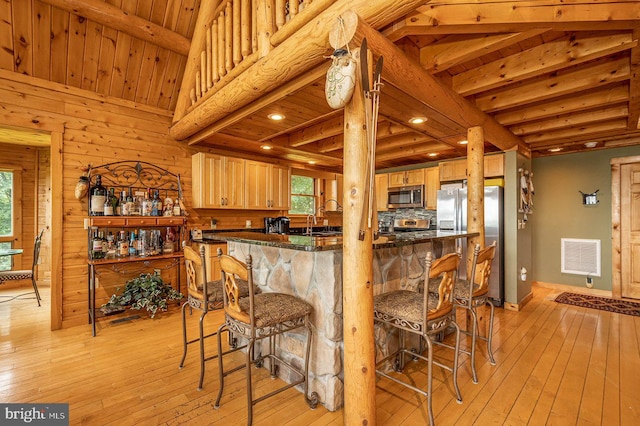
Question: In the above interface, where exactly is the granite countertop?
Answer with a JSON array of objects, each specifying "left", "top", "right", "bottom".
[{"left": 197, "top": 230, "right": 479, "bottom": 252}]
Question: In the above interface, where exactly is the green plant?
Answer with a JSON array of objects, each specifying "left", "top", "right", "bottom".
[{"left": 102, "top": 273, "right": 183, "bottom": 318}]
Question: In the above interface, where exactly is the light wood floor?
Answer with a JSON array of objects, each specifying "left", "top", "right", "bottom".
[{"left": 1, "top": 284, "right": 639, "bottom": 425}]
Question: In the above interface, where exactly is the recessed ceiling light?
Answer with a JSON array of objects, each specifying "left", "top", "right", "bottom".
[
  {"left": 584, "top": 141, "right": 598, "bottom": 148},
  {"left": 409, "top": 117, "right": 428, "bottom": 124},
  {"left": 427, "top": 152, "right": 438, "bottom": 157},
  {"left": 548, "top": 147, "right": 563, "bottom": 152},
  {"left": 308, "top": 160, "right": 316, "bottom": 164},
  {"left": 268, "top": 113, "right": 285, "bottom": 121},
  {"left": 260, "top": 144, "right": 272, "bottom": 150},
  {"left": 458, "top": 140, "right": 468, "bottom": 145}
]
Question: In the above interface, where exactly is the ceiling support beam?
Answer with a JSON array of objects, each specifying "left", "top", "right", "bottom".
[
  {"left": 170, "top": 0, "right": 430, "bottom": 141},
  {"left": 628, "top": 27, "right": 640, "bottom": 130},
  {"left": 332, "top": 10, "right": 528, "bottom": 155},
  {"left": 39, "top": 0, "right": 191, "bottom": 56}
]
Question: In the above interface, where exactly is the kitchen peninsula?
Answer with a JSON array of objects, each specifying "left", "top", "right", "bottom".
[{"left": 196, "top": 229, "right": 478, "bottom": 411}]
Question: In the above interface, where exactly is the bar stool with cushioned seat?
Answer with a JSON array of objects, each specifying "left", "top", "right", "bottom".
[
  {"left": 214, "top": 249, "right": 318, "bottom": 425},
  {"left": 374, "top": 250, "right": 463, "bottom": 426},
  {"left": 179, "top": 245, "right": 251, "bottom": 390},
  {"left": 0, "top": 229, "right": 44, "bottom": 306},
  {"left": 450, "top": 242, "right": 497, "bottom": 384}
]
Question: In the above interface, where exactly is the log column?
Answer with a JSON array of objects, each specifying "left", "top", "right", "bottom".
[
  {"left": 466, "top": 126, "right": 486, "bottom": 331},
  {"left": 466, "top": 125, "right": 485, "bottom": 253},
  {"left": 342, "top": 47, "right": 376, "bottom": 425}
]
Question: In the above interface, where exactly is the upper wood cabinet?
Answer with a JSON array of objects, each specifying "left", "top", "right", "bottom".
[
  {"left": 245, "top": 160, "right": 291, "bottom": 210},
  {"left": 325, "top": 174, "right": 344, "bottom": 211},
  {"left": 439, "top": 154, "right": 504, "bottom": 182},
  {"left": 192, "top": 153, "right": 244, "bottom": 209},
  {"left": 375, "top": 174, "right": 389, "bottom": 212},
  {"left": 425, "top": 167, "right": 440, "bottom": 210},
  {"left": 439, "top": 159, "right": 467, "bottom": 182},
  {"left": 484, "top": 154, "right": 505, "bottom": 178},
  {"left": 388, "top": 169, "right": 425, "bottom": 187}
]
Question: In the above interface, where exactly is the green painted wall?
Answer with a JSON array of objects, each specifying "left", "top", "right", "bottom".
[{"left": 531, "top": 145, "right": 640, "bottom": 291}]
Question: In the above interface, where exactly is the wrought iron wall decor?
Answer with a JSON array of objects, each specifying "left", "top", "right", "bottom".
[{"left": 87, "top": 161, "right": 183, "bottom": 198}]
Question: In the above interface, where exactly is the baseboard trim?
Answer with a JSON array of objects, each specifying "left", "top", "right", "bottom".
[
  {"left": 533, "top": 281, "right": 612, "bottom": 298},
  {"left": 504, "top": 291, "right": 533, "bottom": 312}
]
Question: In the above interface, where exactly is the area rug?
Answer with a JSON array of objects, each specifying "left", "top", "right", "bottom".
[{"left": 554, "top": 292, "right": 640, "bottom": 317}]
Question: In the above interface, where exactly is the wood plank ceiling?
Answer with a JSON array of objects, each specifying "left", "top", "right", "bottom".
[{"left": 1, "top": 1, "right": 639, "bottom": 172}]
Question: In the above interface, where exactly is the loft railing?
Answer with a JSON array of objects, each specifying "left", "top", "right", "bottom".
[{"left": 187, "top": 0, "right": 334, "bottom": 108}]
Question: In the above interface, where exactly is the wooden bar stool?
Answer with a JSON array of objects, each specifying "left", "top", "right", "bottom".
[
  {"left": 452, "top": 242, "right": 498, "bottom": 383},
  {"left": 214, "top": 249, "right": 318, "bottom": 425},
  {"left": 179, "top": 245, "right": 251, "bottom": 390},
  {"left": 374, "top": 249, "right": 463, "bottom": 426}
]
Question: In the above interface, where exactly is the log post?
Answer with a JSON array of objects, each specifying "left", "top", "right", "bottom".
[
  {"left": 466, "top": 125, "right": 486, "bottom": 331},
  {"left": 342, "top": 47, "right": 376, "bottom": 425},
  {"left": 256, "top": 0, "right": 274, "bottom": 58}
]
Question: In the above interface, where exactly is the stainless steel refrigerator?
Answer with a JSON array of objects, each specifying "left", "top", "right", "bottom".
[{"left": 437, "top": 186, "right": 504, "bottom": 305}]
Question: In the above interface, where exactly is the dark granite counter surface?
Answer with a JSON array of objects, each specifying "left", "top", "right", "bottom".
[{"left": 196, "top": 229, "right": 479, "bottom": 252}]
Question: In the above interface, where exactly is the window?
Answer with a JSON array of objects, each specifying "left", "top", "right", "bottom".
[
  {"left": 0, "top": 170, "right": 14, "bottom": 271},
  {"left": 289, "top": 175, "right": 316, "bottom": 215}
]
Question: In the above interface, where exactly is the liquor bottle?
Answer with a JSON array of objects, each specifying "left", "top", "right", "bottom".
[
  {"left": 126, "top": 188, "right": 135, "bottom": 216},
  {"left": 106, "top": 232, "right": 116, "bottom": 258},
  {"left": 100, "top": 231, "right": 108, "bottom": 257},
  {"left": 129, "top": 231, "right": 138, "bottom": 256},
  {"left": 103, "top": 188, "right": 115, "bottom": 216},
  {"left": 141, "top": 190, "right": 152, "bottom": 216},
  {"left": 91, "top": 230, "right": 104, "bottom": 259},
  {"left": 132, "top": 192, "right": 142, "bottom": 216},
  {"left": 117, "top": 230, "right": 129, "bottom": 257},
  {"left": 89, "top": 175, "right": 107, "bottom": 216},
  {"left": 151, "top": 190, "right": 162, "bottom": 216},
  {"left": 120, "top": 190, "right": 130, "bottom": 216}
]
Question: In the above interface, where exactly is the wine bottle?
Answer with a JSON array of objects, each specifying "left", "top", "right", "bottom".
[
  {"left": 89, "top": 175, "right": 107, "bottom": 216},
  {"left": 103, "top": 188, "right": 115, "bottom": 216},
  {"left": 151, "top": 190, "right": 162, "bottom": 216}
]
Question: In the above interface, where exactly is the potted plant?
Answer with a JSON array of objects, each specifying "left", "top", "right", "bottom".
[{"left": 101, "top": 272, "right": 183, "bottom": 318}]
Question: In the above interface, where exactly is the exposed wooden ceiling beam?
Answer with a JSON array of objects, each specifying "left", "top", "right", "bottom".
[
  {"left": 494, "top": 85, "right": 629, "bottom": 125},
  {"left": 384, "top": 1, "right": 640, "bottom": 40},
  {"left": 523, "top": 119, "right": 629, "bottom": 145},
  {"left": 288, "top": 116, "right": 344, "bottom": 147},
  {"left": 39, "top": 0, "right": 191, "bottom": 56},
  {"left": 454, "top": 32, "right": 637, "bottom": 96},
  {"left": 420, "top": 29, "right": 550, "bottom": 73},
  {"left": 476, "top": 56, "right": 631, "bottom": 112},
  {"left": 509, "top": 105, "right": 629, "bottom": 136}
]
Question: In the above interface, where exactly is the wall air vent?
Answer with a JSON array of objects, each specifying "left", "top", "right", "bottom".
[{"left": 561, "top": 238, "right": 601, "bottom": 277}]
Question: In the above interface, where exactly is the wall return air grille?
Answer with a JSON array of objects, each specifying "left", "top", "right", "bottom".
[{"left": 561, "top": 238, "right": 601, "bottom": 277}]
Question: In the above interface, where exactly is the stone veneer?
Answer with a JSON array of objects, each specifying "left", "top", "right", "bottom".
[{"left": 227, "top": 238, "right": 456, "bottom": 411}]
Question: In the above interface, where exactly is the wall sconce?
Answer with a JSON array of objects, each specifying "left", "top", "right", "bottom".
[{"left": 579, "top": 189, "right": 599, "bottom": 205}]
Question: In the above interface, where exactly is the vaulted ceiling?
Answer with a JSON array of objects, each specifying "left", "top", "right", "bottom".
[{"left": 1, "top": 1, "right": 639, "bottom": 172}]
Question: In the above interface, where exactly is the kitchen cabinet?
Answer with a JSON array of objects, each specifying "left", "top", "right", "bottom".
[
  {"left": 375, "top": 174, "right": 389, "bottom": 212},
  {"left": 439, "top": 154, "right": 504, "bottom": 182},
  {"left": 425, "top": 167, "right": 440, "bottom": 210},
  {"left": 439, "top": 159, "right": 467, "bottom": 182},
  {"left": 245, "top": 160, "right": 291, "bottom": 210},
  {"left": 484, "top": 154, "right": 504, "bottom": 178},
  {"left": 388, "top": 169, "right": 425, "bottom": 187},
  {"left": 192, "top": 153, "right": 244, "bottom": 209}
]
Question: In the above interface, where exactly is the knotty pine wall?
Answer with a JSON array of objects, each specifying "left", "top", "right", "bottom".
[{"left": 0, "top": 70, "right": 305, "bottom": 329}]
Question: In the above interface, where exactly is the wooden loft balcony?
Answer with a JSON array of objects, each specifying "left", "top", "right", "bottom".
[{"left": 170, "top": 0, "right": 640, "bottom": 173}]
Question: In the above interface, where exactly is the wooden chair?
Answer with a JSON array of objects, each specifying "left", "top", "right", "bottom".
[
  {"left": 374, "top": 250, "right": 462, "bottom": 426},
  {"left": 179, "top": 245, "right": 251, "bottom": 390},
  {"left": 214, "top": 249, "right": 318, "bottom": 425},
  {"left": 0, "top": 229, "right": 44, "bottom": 306},
  {"left": 451, "top": 242, "right": 497, "bottom": 384}
]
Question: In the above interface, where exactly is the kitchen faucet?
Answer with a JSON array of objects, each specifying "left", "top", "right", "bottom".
[{"left": 306, "top": 214, "right": 317, "bottom": 235}]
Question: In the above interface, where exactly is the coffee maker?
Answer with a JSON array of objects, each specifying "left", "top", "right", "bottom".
[
  {"left": 264, "top": 217, "right": 277, "bottom": 234},
  {"left": 274, "top": 216, "right": 290, "bottom": 234}
]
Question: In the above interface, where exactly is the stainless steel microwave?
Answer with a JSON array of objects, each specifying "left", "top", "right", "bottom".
[{"left": 387, "top": 185, "right": 425, "bottom": 209}]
